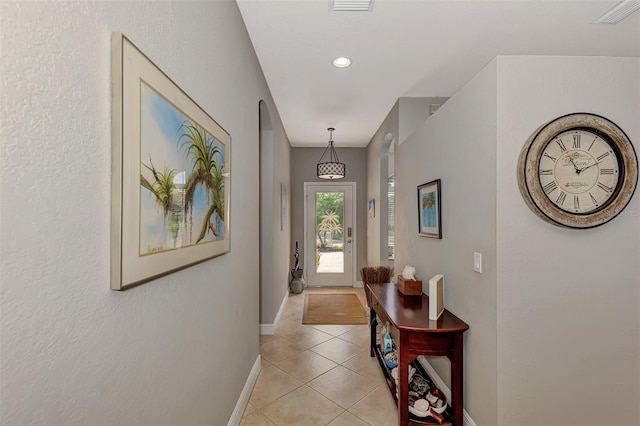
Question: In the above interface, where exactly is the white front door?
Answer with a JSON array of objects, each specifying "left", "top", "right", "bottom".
[{"left": 305, "top": 183, "right": 355, "bottom": 287}]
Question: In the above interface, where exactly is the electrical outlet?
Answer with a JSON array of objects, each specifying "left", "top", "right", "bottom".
[{"left": 474, "top": 252, "right": 482, "bottom": 273}]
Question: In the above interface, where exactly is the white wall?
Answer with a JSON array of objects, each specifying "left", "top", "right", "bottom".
[
  {"left": 0, "top": 1, "right": 288, "bottom": 424},
  {"left": 496, "top": 56, "right": 640, "bottom": 425},
  {"left": 395, "top": 63, "right": 499, "bottom": 426}
]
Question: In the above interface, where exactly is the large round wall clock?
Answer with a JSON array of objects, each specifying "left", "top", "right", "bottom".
[{"left": 517, "top": 113, "right": 638, "bottom": 229}]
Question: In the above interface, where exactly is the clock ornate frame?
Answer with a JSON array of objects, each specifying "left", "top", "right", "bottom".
[{"left": 517, "top": 113, "right": 637, "bottom": 229}]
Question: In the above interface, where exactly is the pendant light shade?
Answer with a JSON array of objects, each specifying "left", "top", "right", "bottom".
[{"left": 317, "top": 128, "right": 346, "bottom": 179}]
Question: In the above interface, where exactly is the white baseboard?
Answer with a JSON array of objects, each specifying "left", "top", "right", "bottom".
[
  {"left": 227, "top": 355, "right": 261, "bottom": 426},
  {"left": 354, "top": 280, "right": 364, "bottom": 288},
  {"left": 417, "top": 356, "right": 477, "bottom": 426},
  {"left": 259, "top": 290, "right": 289, "bottom": 335}
]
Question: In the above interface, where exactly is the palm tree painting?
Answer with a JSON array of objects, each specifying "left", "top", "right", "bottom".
[
  {"left": 139, "top": 82, "right": 227, "bottom": 255},
  {"left": 418, "top": 179, "right": 441, "bottom": 238},
  {"left": 422, "top": 192, "right": 437, "bottom": 228}
]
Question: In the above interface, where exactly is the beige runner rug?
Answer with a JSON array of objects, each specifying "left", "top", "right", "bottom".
[{"left": 302, "top": 293, "right": 368, "bottom": 325}]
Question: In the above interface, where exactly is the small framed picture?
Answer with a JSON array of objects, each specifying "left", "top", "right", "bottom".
[
  {"left": 417, "top": 179, "right": 441, "bottom": 238},
  {"left": 368, "top": 199, "right": 375, "bottom": 218}
]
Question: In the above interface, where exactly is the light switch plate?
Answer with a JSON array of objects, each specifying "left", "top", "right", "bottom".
[{"left": 474, "top": 252, "right": 482, "bottom": 273}]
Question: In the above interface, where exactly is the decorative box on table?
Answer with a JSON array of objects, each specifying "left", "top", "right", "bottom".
[{"left": 396, "top": 275, "right": 422, "bottom": 296}]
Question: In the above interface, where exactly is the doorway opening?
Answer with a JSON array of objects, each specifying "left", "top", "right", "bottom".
[{"left": 304, "top": 182, "right": 356, "bottom": 287}]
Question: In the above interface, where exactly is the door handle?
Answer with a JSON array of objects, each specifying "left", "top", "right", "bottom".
[{"left": 347, "top": 239, "right": 352, "bottom": 243}]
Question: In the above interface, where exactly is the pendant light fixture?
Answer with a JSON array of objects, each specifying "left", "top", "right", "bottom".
[{"left": 316, "top": 127, "right": 346, "bottom": 179}]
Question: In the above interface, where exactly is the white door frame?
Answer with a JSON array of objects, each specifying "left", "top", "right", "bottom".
[{"left": 304, "top": 182, "right": 357, "bottom": 287}]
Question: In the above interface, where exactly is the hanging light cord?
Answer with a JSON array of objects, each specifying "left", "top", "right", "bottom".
[{"left": 319, "top": 127, "right": 341, "bottom": 163}]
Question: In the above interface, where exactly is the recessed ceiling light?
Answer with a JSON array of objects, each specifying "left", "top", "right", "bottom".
[{"left": 332, "top": 57, "right": 352, "bottom": 68}]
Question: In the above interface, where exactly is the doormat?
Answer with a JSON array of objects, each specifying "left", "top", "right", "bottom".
[{"left": 302, "top": 293, "right": 367, "bottom": 325}]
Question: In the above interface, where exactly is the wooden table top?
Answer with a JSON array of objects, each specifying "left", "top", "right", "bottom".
[{"left": 367, "top": 282, "right": 469, "bottom": 333}]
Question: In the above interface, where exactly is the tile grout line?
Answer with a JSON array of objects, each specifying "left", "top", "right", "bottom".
[{"left": 247, "top": 288, "right": 387, "bottom": 426}]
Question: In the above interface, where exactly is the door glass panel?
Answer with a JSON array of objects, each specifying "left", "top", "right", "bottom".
[{"left": 315, "top": 192, "right": 344, "bottom": 273}]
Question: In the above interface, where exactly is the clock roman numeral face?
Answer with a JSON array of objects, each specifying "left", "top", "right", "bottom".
[
  {"left": 519, "top": 113, "right": 637, "bottom": 229},
  {"left": 537, "top": 129, "right": 620, "bottom": 214}
]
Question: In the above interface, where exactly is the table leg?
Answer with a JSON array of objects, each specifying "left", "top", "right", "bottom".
[
  {"left": 397, "top": 331, "right": 409, "bottom": 426},
  {"left": 369, "top": 307, "right": 376, "bottom": 357},
  {"left": 451, "top": 332, "right": 464, "bottom": 426}
]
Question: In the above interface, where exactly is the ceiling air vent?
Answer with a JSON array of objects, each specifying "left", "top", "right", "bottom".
[
  {"left": 332, "top": 0, "right": 374, "bottom": 12},
  {"left": 592, "top": 0, "right": 640, "bottom": 24}
]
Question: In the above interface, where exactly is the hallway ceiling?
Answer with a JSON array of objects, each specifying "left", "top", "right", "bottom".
[{"left": 236, "top": 0, "right": 640, "bottom": 147}]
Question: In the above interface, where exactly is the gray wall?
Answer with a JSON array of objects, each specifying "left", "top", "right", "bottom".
[
  {"left": 0, "top": 1, "right": 287, "bottom": 424},
  {"left": 366, "top": 97, "right": 449, "bottom": 268},
  {"left": 395, "top": 65, "right": 498, "bottom": 425},
  {"left": 290, "top": 148, "right": 367, "bottom": 283},
  {"left": 366, "top": 102, "right": 399, "bottom": 267},
  {"left": 394, "top": 55, "right": 640, "bottom": 425},
  {"left": 495, "top": 56, "right": 639, "bottom": 425},
  {"left": 399, "top": 97, "right": 449, "bottom": 143},
  {"left": 259, "top": 101, "right": 291, "bottom": 327}
]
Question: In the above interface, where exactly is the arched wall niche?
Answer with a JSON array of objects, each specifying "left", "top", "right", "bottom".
[
  {"left": 258, "top": 100, "right": 274, "bottom": 324},
  {"left": 379, "top": 132, "right": 395, "bottom": 267}
]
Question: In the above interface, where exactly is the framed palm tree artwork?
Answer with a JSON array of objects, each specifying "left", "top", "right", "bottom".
[
  {"left": 111, "top": 33, "right": 231, "bottom": 290},
  {"left": 418, "top": 179, "right": 441, "bottom": 239}
]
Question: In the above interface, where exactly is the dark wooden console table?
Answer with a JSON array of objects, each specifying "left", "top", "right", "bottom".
[{"left": 366, "top": 282, "right": 469, "bottom": 426}]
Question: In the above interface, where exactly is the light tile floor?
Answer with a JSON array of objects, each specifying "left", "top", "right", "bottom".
[{"left": 241, "top": 287, "right": 401, "bottom": 426}]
